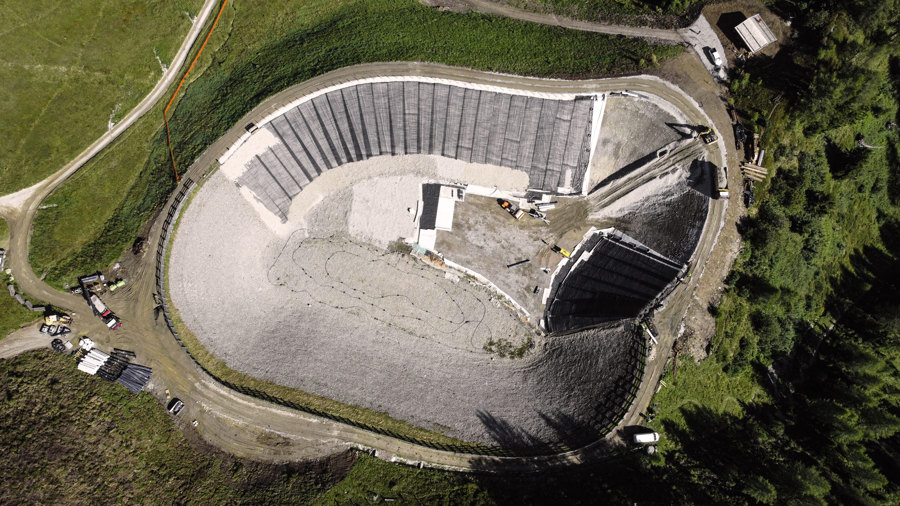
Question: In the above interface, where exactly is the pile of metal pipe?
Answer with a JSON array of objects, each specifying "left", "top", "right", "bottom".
[
  {"left": 76, "top": 349, "right": 110, "bottom": 375},
  {"left": 75, "top": 347, "right": 151, "bottom": 393},
  {"left": 117, "top": 363, "right": 152, "bottom": 394}
]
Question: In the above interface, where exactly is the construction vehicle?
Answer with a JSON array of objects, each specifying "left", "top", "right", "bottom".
[
  {"left": 551, "top": 245, "right": 571, "bottom": 258},
  {"left": 698, "top": 126, "right": 718, "bottom": 144},
  {"left": 497, "top": 198, "right": 524, "bottom": 220},
  {"left": 45, "top": 313, "right": 72, "bottom": 325},
  {"left": 633, "top": 431, "right": 660, "bottom": 444},
  {"left": 527, "top": 208, "right": 550, "bottom": 224},
  {"left": 87, "top": 293, "right": 121, "bottom": 329},
  {"left": 641, "top": 319, "right": 659, "bottom": 344},
  {"left": 89, "top": 294, "right": 111, "bottom": 317},
  {"left": 104, "top": 316, "right": 122, "bottom": 330}
]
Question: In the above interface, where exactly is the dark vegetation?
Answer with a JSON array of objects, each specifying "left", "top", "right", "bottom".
[
  {"left": 29, "top": 0, "right": 679, "bottom": 289},
  {"left": 657, "top": 0, "right": 900, "bottom": 502},
  {"left": 0, "top": 351, "right": 356, "bottom": 504}
]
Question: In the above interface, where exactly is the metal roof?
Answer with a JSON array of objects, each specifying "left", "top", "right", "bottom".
[
  {"left": 735, "top": 14, "right": 776, "bottom": 53},
  {"left": 419, "top": 184, "right": 440, "bottom": 230}
]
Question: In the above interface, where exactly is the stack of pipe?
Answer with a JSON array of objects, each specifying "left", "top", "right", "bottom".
[
  {"left": 74, "top": 346, "right": 151, "bottom": 393},
  {"left": 741, "top": 163, "right": 768, "bottom": 182},
  {"left": 97, "top": 351, "right": 131, "bottom": 382},
  {"left": 117, "top": 364, "right": 152, "bottom": 394},
  {"left": 76, "top": 349, "right": 110, "bottom": 375}
]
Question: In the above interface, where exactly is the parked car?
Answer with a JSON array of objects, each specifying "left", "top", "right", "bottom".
[
  {"left": 167, "top": 398, "right": 185, "bottom": 416},
  {"left": 633, "top": 431, "right": 660, "bottom": 444},
  {"left": 705, "top": 46, "right": 723, "bottom": 66}
]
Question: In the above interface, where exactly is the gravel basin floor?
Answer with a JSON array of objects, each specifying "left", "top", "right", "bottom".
[{"left": 168, "top": 162, "right": 644, "bottom": 448}]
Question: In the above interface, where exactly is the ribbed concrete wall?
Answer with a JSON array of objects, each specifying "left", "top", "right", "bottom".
[
  {"left": 237, "top": 82, "right": 594, "bottom": 221},
  {"left": 545, "top": 232, "right": 683, "bottom": 333}
]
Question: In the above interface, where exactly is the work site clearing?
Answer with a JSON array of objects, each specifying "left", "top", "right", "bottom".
[{"left": 167, "top": 78, "right": 720, "bottom": 449}]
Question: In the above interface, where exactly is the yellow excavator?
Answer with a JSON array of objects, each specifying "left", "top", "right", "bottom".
[{"left": 698, "top": 125, "right": 718, "bottom": 144}]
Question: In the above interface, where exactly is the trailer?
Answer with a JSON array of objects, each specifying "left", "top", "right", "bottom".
[{"left": 89, "top": 294, "right": 110, "bottom": 317}]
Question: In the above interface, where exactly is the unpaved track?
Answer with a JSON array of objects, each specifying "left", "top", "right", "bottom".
[
  {"left": 0, "top": 326, "right": 50, "bottom": 359},
  {"left": 3, "top": 58, "right": 733, "bottom": 470},
  {"left": 589, "top": 139, "right": 705, "bottom": 207},
  {"left": 444, "top": 0, "right": 684, "bottom": 43}
]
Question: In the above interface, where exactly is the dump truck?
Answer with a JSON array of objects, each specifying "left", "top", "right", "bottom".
[
  {"left": 698, "top": 126, "right": 718, "bottom": 144},
  {"left": 89, "top": 294, "right": 110, "bottom": 317},
  {"left": 497, "top": 198, "right": 524, "bottom": 220}
]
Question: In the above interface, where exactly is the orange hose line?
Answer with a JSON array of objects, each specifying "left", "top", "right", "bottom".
[{"left": 164, "top": 0, "right": 229, "bottom": 183}]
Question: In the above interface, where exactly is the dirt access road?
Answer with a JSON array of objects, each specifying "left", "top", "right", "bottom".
[
  {"left": 1, "top": 9, "right": 738, "bottom": 473},
  {"left": 427, "top": 0, "right": 683, "bottom": 43}
]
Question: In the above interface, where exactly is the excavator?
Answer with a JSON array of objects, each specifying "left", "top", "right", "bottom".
[{"left": 698, "top": 125, "right": 718, "bottom": 144}]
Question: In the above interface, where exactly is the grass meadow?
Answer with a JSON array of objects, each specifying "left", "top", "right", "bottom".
[{"left": 0, "top": 0, "right": 203, "bottom": 194}]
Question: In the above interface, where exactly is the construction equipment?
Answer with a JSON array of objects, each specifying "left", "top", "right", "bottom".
[
  {"left": 641, "top": 319, "right": 659, "bottom": 344},
  {"left": 527, "top": 208, "right": 550, "bottom": 224},
  {"left": 44, "top": 313, "right": 72, "bottom": 325},
  {"left": 497, "top": 198, "right": 524, "bottom": 220},
  {"left": 743, "top": 183, "right": 756, "bottom": 207},
  {"left": 87, "top": 293, "right": 122, "bottom": 330},
  {"left": 551, "top": 245, "right": 571, "bottom": 258},
  {"left": 698, "top": 126, "right": 718, "bottom": 144}
]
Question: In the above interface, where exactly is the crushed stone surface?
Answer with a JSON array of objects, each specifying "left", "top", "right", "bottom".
[
  {"left": 170, "top": 170, "right": 642, "bottom": 447},
  {"left": 590, "top": 159, "right": 710, "bottom": 264},
  {"left": 589, "top": 96, "right": 686, "bottom": 190}
]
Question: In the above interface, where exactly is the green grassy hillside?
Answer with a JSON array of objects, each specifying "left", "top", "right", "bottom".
[{"left": 0, "top": 0, "right": 203, "bottom": 194}]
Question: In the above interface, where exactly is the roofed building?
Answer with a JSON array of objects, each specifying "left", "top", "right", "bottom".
[{"left": 735, "top": 14, "right": 777, "bottom": 53}]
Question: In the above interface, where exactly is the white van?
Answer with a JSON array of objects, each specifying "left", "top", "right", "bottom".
[{"left": 633, "top": 432, "right": 660, "bottom": 444}]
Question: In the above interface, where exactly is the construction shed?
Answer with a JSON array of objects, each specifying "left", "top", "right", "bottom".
[{"left": 735, "top": 14, "right": 777, "bottom": 53}]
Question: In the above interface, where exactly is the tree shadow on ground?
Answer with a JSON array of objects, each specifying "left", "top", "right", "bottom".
[
  {"left": 717, "top": 11, "right": 748, "bottom": 50},
  {"left": 466, "top": 403, "right": 790, "bottom": 504},
  {"left": 473, "top": 410, "right": 604, "bottom": 456}
]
